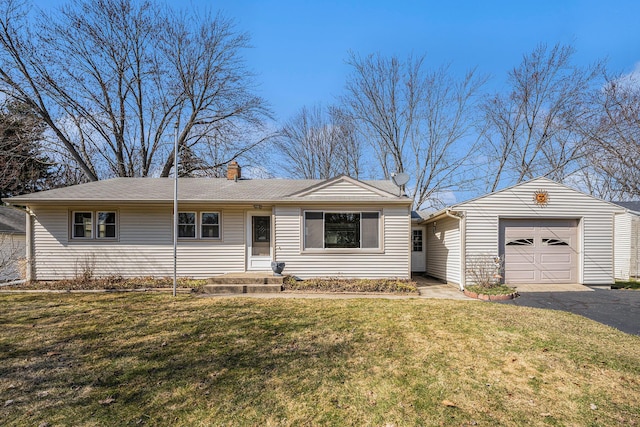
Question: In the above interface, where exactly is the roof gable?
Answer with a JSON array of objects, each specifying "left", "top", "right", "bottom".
[
  {"left": 454, "top": 177, "right": 624, "bottom": 210},
  {"left": 288, "top": 175, "right": 398, "bottom": 199}
]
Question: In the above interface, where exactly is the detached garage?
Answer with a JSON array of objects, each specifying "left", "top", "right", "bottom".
[{"left": 422, "top": 177, "right": 625, "bottom": 289}]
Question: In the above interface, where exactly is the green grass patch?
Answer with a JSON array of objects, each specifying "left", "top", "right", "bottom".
[
  {"left": 613, "top": 280, "right": 640, "bottom": 290},
  {"left": 465, "top": 284, "right": 517, "bottom": 295},
  {"left": 0, "top": 294, "right": 639, "bottom": 426},
  {"left": 283, "top": 277, "right": 418, "bottom": 294}
]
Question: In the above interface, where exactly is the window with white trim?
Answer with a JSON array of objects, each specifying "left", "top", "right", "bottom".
[
  {"left": 201, "top": 212, "right": 221, "bottom": 239},
  {"left": 97, "top": 212, "right": 117, "bottom": 238},
  {"left": 304, "top": 211, "right": 380, "bottom": 250},
  {"left": 178, "top": 212, "right": 196, "bottom": 238},
  {"left": 73, "top": 212, "right": 93, "bottom": 239},
  {"left": 71, "top": 211, "right": 117, "bottom": 240}
]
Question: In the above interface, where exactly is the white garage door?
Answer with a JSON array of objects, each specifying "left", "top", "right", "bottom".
[{"left": 501, "top": 219, "right": 579, "bottom": 284}]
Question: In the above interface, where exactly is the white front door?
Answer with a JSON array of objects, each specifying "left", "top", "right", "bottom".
[
  {"left": 247, "top": 212, "right": 272, "bottom": 270},
  {"left": 411, "top": 226, "right": 426, "bottom": 272}
]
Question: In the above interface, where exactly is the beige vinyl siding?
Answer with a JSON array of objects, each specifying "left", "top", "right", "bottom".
[
  {"left": 455, "top": 179, "right": 620, "bottom": 285},
  {"left": 31, "top": 204, "right": 246, "bottom": 280},
  {"left": 274, "top": 205, "right": 410, "bottom": 279},
  {"left": 614, "top": 213, "right": 631, "bottom": 280},
  {"left": 302, "top": 181, "right": 388, "bottom": 197},
  {"left": 426, "top": 216, "right": 461, "bottom": 285}
]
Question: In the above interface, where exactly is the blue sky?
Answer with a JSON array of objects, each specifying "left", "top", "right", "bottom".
[
  {"left": 33, "top": 0, "right": 640, "bottom": 123},
  {"left": 195, "top": 0, "right": 638, "bottom": 122}
]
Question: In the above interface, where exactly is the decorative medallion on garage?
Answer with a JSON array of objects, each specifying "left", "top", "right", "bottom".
[{"left": 533, "top": 189, "right": 549, "bottom": 207}]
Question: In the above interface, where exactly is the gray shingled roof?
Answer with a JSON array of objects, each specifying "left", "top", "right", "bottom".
[
  {"left": 3, "top": 177, "right": 405, "bottom": 204},
  {"left": 612, "top": 201, "right": 640, "bottom": 213},
  {"left": 0, "top": 206, "right": 25, "bottom": 234}
]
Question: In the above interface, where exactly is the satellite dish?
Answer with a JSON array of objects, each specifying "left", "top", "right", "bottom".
[{"left": 391, "top": 172, "right": 410, "bottom": 187}]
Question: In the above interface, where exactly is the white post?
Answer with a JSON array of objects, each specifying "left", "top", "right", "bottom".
[
  {"left": 173, "top": 123, "right": 179, "bottom": 297},
  {"left": 25, "top": 211, "right": 33, "bottom": 282}
]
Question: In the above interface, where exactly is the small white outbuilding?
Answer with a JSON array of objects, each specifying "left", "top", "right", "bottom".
[{"left": 421, "top": 177, "right": 625, "bottom": 289}]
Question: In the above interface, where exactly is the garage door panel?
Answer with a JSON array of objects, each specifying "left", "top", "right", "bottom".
[
  {"left": 501, "top": 219, "right": 578, "bottom": 285},
  {"left": 541, "top": 270, "right": 573, "bottom": 281},
  {"left": 540, "top": 253, "right": 572, "bottom": 264},
  {"left": 508, "top": 270, "right": 536, "bottom": 281},
  {"left": 505, "top": 252, "right": 535, "bottom": 263}
]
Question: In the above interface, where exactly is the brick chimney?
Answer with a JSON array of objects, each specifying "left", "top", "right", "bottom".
[{"left": 227, "top": 161, "right": 241, "bottom": 181}]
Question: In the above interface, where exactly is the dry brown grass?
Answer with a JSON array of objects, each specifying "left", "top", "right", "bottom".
[{"left": 0, "top": 294, "right": 638, "bottom": 426}]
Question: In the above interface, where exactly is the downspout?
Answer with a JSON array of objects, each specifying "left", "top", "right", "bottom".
[{"left": 444, "top": 209, "right": 465, "bottom": 291}]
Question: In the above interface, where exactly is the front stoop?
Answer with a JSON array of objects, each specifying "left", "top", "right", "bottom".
[{"left": 203, "top": 273, "right": 284, "bottom": 294}]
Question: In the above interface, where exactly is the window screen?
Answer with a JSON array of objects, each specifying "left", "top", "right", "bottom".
[
  {"left": 201, "top": 212, "right": 220, "bottom": 239},
  {"left": 97, "top": 212, "right": 116, "bottom": 238},
  {"left": 73, "top": 212, "right": 93, "bottom": 238},
  {"left": 178, "top": 212, "right": 196, "bottom": 238}
]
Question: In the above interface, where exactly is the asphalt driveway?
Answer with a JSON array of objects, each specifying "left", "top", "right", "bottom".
[{"left": 497, "top": 288, "right": 640, "bottom": 336}]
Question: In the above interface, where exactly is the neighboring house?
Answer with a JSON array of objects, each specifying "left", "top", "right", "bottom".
[
  {"left": 0, "top": 205, "right": 26, "bottom": 281},
  {"left": 419, "top": 177, "right": 625, "bottom": 289},
  {"left": 4, "top": 164, "right": 413, "bottom": 281},
  {"left": 612, "top": 201, "right": 640, "bottom": 281}
]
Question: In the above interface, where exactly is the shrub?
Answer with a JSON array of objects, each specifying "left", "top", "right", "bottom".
[
  {"left": 4, "top": 276, "right": 206, "bottom": 291},
  {"left": 283, "top": 277, "right": 418, "bottom": 294},
  {"left": 467, "top": 254, "right": 504, "bottom": 289}
]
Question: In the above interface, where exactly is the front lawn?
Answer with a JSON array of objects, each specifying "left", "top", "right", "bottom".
[{"left": 0, "top": 294, "right": 638, "bottom": 426}]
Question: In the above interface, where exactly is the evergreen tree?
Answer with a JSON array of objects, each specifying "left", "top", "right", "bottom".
[{"left": 0, "top": 101, "right": 54, "bottom": 198}]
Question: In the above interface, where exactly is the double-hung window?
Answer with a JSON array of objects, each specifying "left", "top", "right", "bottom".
[
  {"left": 73, "top": 212, "right": 93, "bottom": 239},
  {"left": 97, "top": 212, "right": 117, "bottom": 238},
  {"left": 201, "top": 212, "right": 220, "bottom": 239},
  {"left": 178, "top": 212, "right": 196, "bottom": 238},
  {"left": 72, "top": 211, "right": 117, "bottom": 240},
  {"left": 177, "top": 211, "right": 222, "bottom": 239},
  {"left": 304, "top": 211, "right": 380, "bottom": 250}
]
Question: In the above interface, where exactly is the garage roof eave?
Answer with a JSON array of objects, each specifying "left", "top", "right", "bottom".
[{"left": 419, "top": 208, "right": 463, "bottom": 224}]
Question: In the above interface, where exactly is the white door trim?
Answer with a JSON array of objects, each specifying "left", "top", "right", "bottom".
[
  {"left": 411, "top": 226, "right": 426, "bottom": 272},
  {"left": 246, "top": 211, "right": 273, "bottom": 271}
]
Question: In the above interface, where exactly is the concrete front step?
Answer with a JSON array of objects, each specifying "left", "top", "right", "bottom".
[{"left": 203, "top": 284, "right": 283, "bottom": 294}]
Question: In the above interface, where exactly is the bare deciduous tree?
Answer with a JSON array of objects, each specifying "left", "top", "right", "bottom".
[
  {"left": 0, "top": 0, "right": 270, "bottom": 181},
  {"left": 481, "top": 43, "right": 603, "bottom": 191},
  {"left": 578, "top": 72, "right": 640, "bottom": 199},
  {"left": 274, "top": 104, "right": 363, "bottom": 179},
  {"left": 342, "top": 52, "right": 485, "bottom": 208},
  {"left": 0, "top": 233, "right": 24, "bottom": 281}
]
